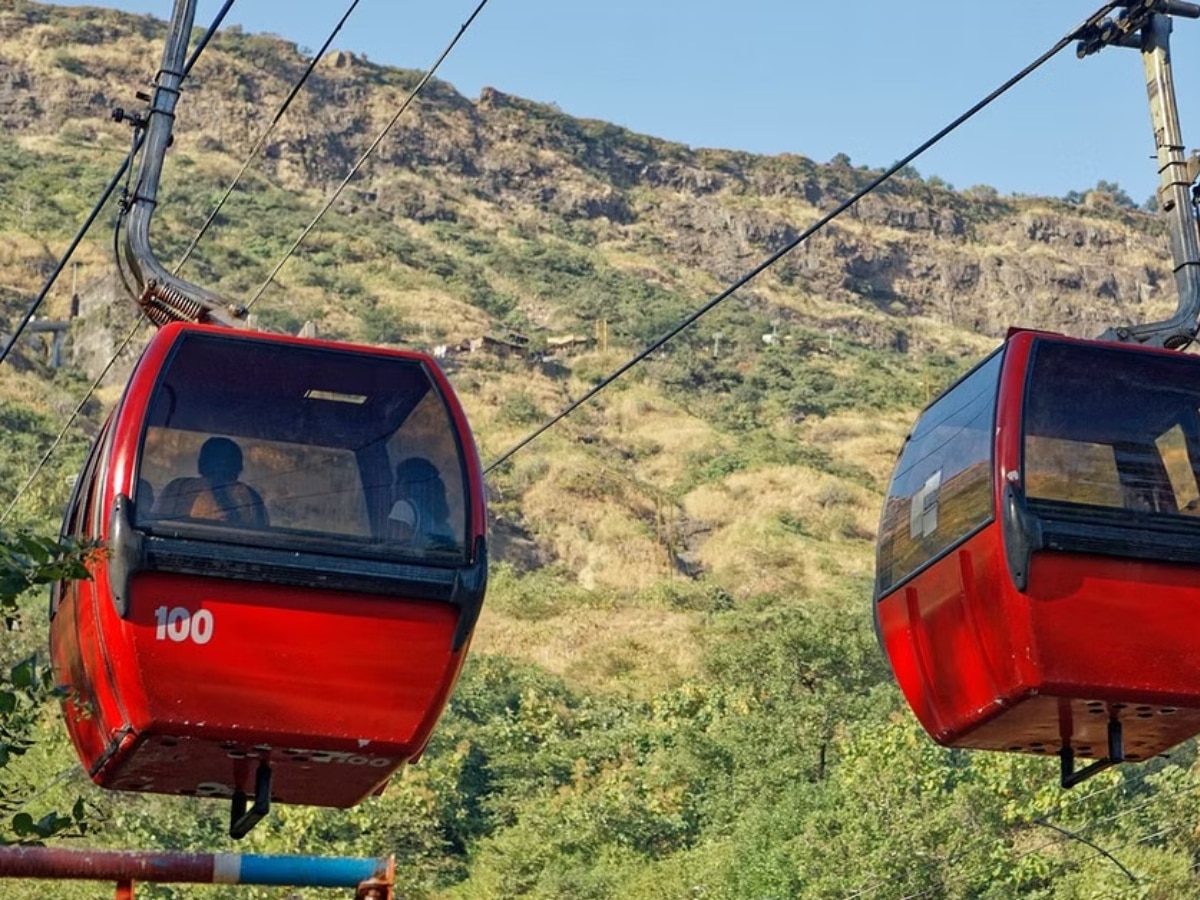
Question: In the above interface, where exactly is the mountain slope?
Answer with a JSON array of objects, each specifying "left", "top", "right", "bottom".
[{"left": 1, "top": 3, "right": 1198, "bottom": 898}]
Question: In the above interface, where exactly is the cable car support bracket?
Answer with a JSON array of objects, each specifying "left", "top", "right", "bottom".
[
  {"left": 1059, "top": 718, "right": 1124, "bottom": 788},
  {"left": 230, "top": 761, "right": 273, "bottom": 840},
  {"left": 118, "top": 0, "right": 247, "bottom": 328},
  {"left": 1077, "top": 0, "right": 1200, "bottom": 349}
]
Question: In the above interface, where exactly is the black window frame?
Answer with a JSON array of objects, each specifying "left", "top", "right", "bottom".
[{"left": 1013, "top": 338, "right": 1200, "bottom": 568}]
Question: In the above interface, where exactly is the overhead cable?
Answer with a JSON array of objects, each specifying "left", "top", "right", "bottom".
[
  {"left": 0, "top": 1, "right": 237, "bottom": 522},
  {"left": 0, "top": 319, "right": 144, "bottom": 526},
  {"left": 174, "top": 0, "right": 362, "bottom": 275},
  {"left": 0, "top": 0, "right": 235, "bottom": 371},
  {"left": 2, "top": 0, "right": 490, "bottom": 521},
  {"left": 483, "top": 1, "right": 1124, "bottom": 473},
  {"left": 244, "top": 0, "right": 492, "bottom": 311}
]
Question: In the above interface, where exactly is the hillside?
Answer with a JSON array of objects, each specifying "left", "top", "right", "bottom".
[{"left": 1, "top": 2, "right": 1199, "bottom": 898}]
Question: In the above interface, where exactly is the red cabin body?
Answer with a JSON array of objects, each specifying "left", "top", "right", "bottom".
[
  {"left": 876, "top": 331, "right": 1200, "bottom": 774},
  {"left": 51, "top": 323, "right": 488, "bottom": 812}
]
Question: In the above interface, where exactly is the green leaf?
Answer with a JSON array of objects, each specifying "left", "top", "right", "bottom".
[
  {"left": 34, "top": 812, "right": 62, "bottom": 837},
  {"left": 9, "top": 660, "right": 33, "bottom": 690},
  {"left": 10, "top": 813, "right": 33, "bottom": 836}
]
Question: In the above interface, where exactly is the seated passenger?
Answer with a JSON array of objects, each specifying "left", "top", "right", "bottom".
[
  {"left": 137, "top": 478, "right": 156, "bottom": 517},
  {"left": 155, "top": 436, "right": 269, "bottom": 528},
  {"left": 388, "top": 457, "right": 457, "bottom": 550}
]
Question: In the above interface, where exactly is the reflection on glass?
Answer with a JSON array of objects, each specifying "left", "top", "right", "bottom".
[
  {"left": 1023, "top": 341, "right": 1200, "bottom": 521},
  {"left": 133, "top": 332, "right": 469, "bottom": 560},
  {"left": 877, "top": 352, "right": 1001, "bottom": 595}
]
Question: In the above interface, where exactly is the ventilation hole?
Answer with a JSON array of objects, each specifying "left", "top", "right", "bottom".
[
  {"left": 226, "top": 750, "right": 246, "bottom": 760},
  {"left": 253, "top": 744, "right": 271, "bottom": 752},
  {"left": 1086, "top": 700, "right": 1105, "bottom": 708},
  {"left": 160, "top": 738, "right": 178, "bottom": 747},
  {"left": 1111, "top": 703, "right": 1128, "bottom": 710},
  {"left": 1160, "top": 708, "right": 1178, "bottom": 715},
  {"left": 1078, "top": 746, "right": 1092, "bottom": 754},
  {"left": 1137, "top": 712, "right": 1153, "bottom": 718},
  {"left": 1090, "top": 707, "right": 1107, "bottom": 715},
  {"left": 1008, "top": 746, "right": 1023, "bottom": 752},
  {"left": 1127, "top": 753, "right": 1141, "bottom": 760},
  {"left": 1030, "top": 742, "right": 1045, "bottom": 749}
]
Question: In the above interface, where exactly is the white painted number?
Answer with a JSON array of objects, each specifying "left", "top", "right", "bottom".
[
  {"left": 191, "top": 609, "right": 214, "bottom": 644},
  {"left": 154, "top": 606, "right": 215, "bottom": 645}
]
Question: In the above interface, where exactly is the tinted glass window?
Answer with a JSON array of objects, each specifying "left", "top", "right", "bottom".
[
  {"left": 1023, "top": 341, "right": 1200, "bottom": 519},
  {"left": 63, "top": 418, "right": 111, "bottom": 540},
  {"left": 877, "top": 351, "right": 1001, "bottom": 596},
  {"left": 135, "top": 332, "right": 469, "bottom": 561}
]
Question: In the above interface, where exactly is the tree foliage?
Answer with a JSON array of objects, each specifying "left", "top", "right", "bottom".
[{"left": 0, "top": 531, "right": 94, "bottom": 846}]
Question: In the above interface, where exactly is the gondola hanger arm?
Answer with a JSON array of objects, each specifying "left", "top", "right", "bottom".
[
  {"left": 1083, "top": 2, "right": 1200, "bottom": 348},
  {"left": 122, "top": 0, "right": 248, "bottom": 329}
]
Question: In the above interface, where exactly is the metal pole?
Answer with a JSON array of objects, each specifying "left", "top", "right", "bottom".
[
  {"left": 1140, "top": 13, "right": 1200, "bottom": 333},
  {"left": 123, "top": 0, "right": 241, "bottom": 326},
  {"left": 0, "top": 847, "right": 393, "bottom": 897},
  {"left": 1089, "top": 5, "right": 1200, "bottom": 347}
]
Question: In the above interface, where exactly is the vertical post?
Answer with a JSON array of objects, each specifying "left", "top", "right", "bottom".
[
  {"left": 122, "top": 0, "right": 239, "bottom": 326},
  {"left": 1091, "top": 6, "right": 1200, "bottom": 347},
  {"left": 51, "top": 328, "right": 64, "bottom": 369},
  {"left": 1142, "top": 13, "right": 1200, "bottom": 342},
  {"left": 70, "top": 260, "right": 79, "bottom": 319}
]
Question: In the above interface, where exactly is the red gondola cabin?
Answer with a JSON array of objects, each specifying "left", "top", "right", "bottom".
[
  {"left": 876, "top": 330, "right": 1200, "bottom": 783},
  {"left": 50, "top": 322, "right": 487, "bottom": 834}
]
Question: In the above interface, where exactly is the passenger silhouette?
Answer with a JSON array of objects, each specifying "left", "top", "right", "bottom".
[
  {"left": 137, "top": 478, "right": 156, "bottom": 516},
  {"left": 155, "top": 437, "right": 269, "bottom": 527},
  {"left": 389, "top": 457, "right": 456, "bottom": 550}
]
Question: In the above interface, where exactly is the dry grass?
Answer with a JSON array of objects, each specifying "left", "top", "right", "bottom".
[
  {"left": 473, "top": 602, "right": 703, "bottom": 698},
  {"left": 681, "top": 463, "right": 878, "bottom": 599},
  {"left": 801, "top": 409, "right": 917, "bottom": 486},
  {"left": 603, "top": 385, "right": 726, "bottom": 484},
  {"left": 518, "top": 451, "right": 671, "bottom": 592}
]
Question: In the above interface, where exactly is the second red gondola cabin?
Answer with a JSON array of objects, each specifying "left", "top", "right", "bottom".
[{"left": 876, "top": 330, "right": 1200, "bottom": 783}]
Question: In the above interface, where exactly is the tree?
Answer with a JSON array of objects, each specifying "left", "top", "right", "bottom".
[
  {"left": 1065, "top": 180, "right": 1138, "bottom": 209},
  {"left": 1094, "top": 179, "right": 1137, "bottom": 209},
  {"left": 0, "top": 531, "right": 94, "bottom": 845}
]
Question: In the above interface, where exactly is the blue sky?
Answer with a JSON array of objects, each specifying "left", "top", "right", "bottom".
[{"left": 56, "top": 1, "right": 1200, "bottom": 204}]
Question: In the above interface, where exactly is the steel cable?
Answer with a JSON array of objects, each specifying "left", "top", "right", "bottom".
[
  {"left": 244, "top": 0, "right": 492, "bottom": 311},
  {"left": 173, "top": 0, "right": 362, "bottom": 276},
  {"left": 0, "top": 0, "right": 235, "bottom": 372},
  {"left": 483, "top": 1, "right": 1124, "bottom": 473}
]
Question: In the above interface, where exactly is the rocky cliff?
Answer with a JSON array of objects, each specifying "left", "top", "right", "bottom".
[{"left": 0, "top": 0, "right": 1179, "bottom": 377}]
